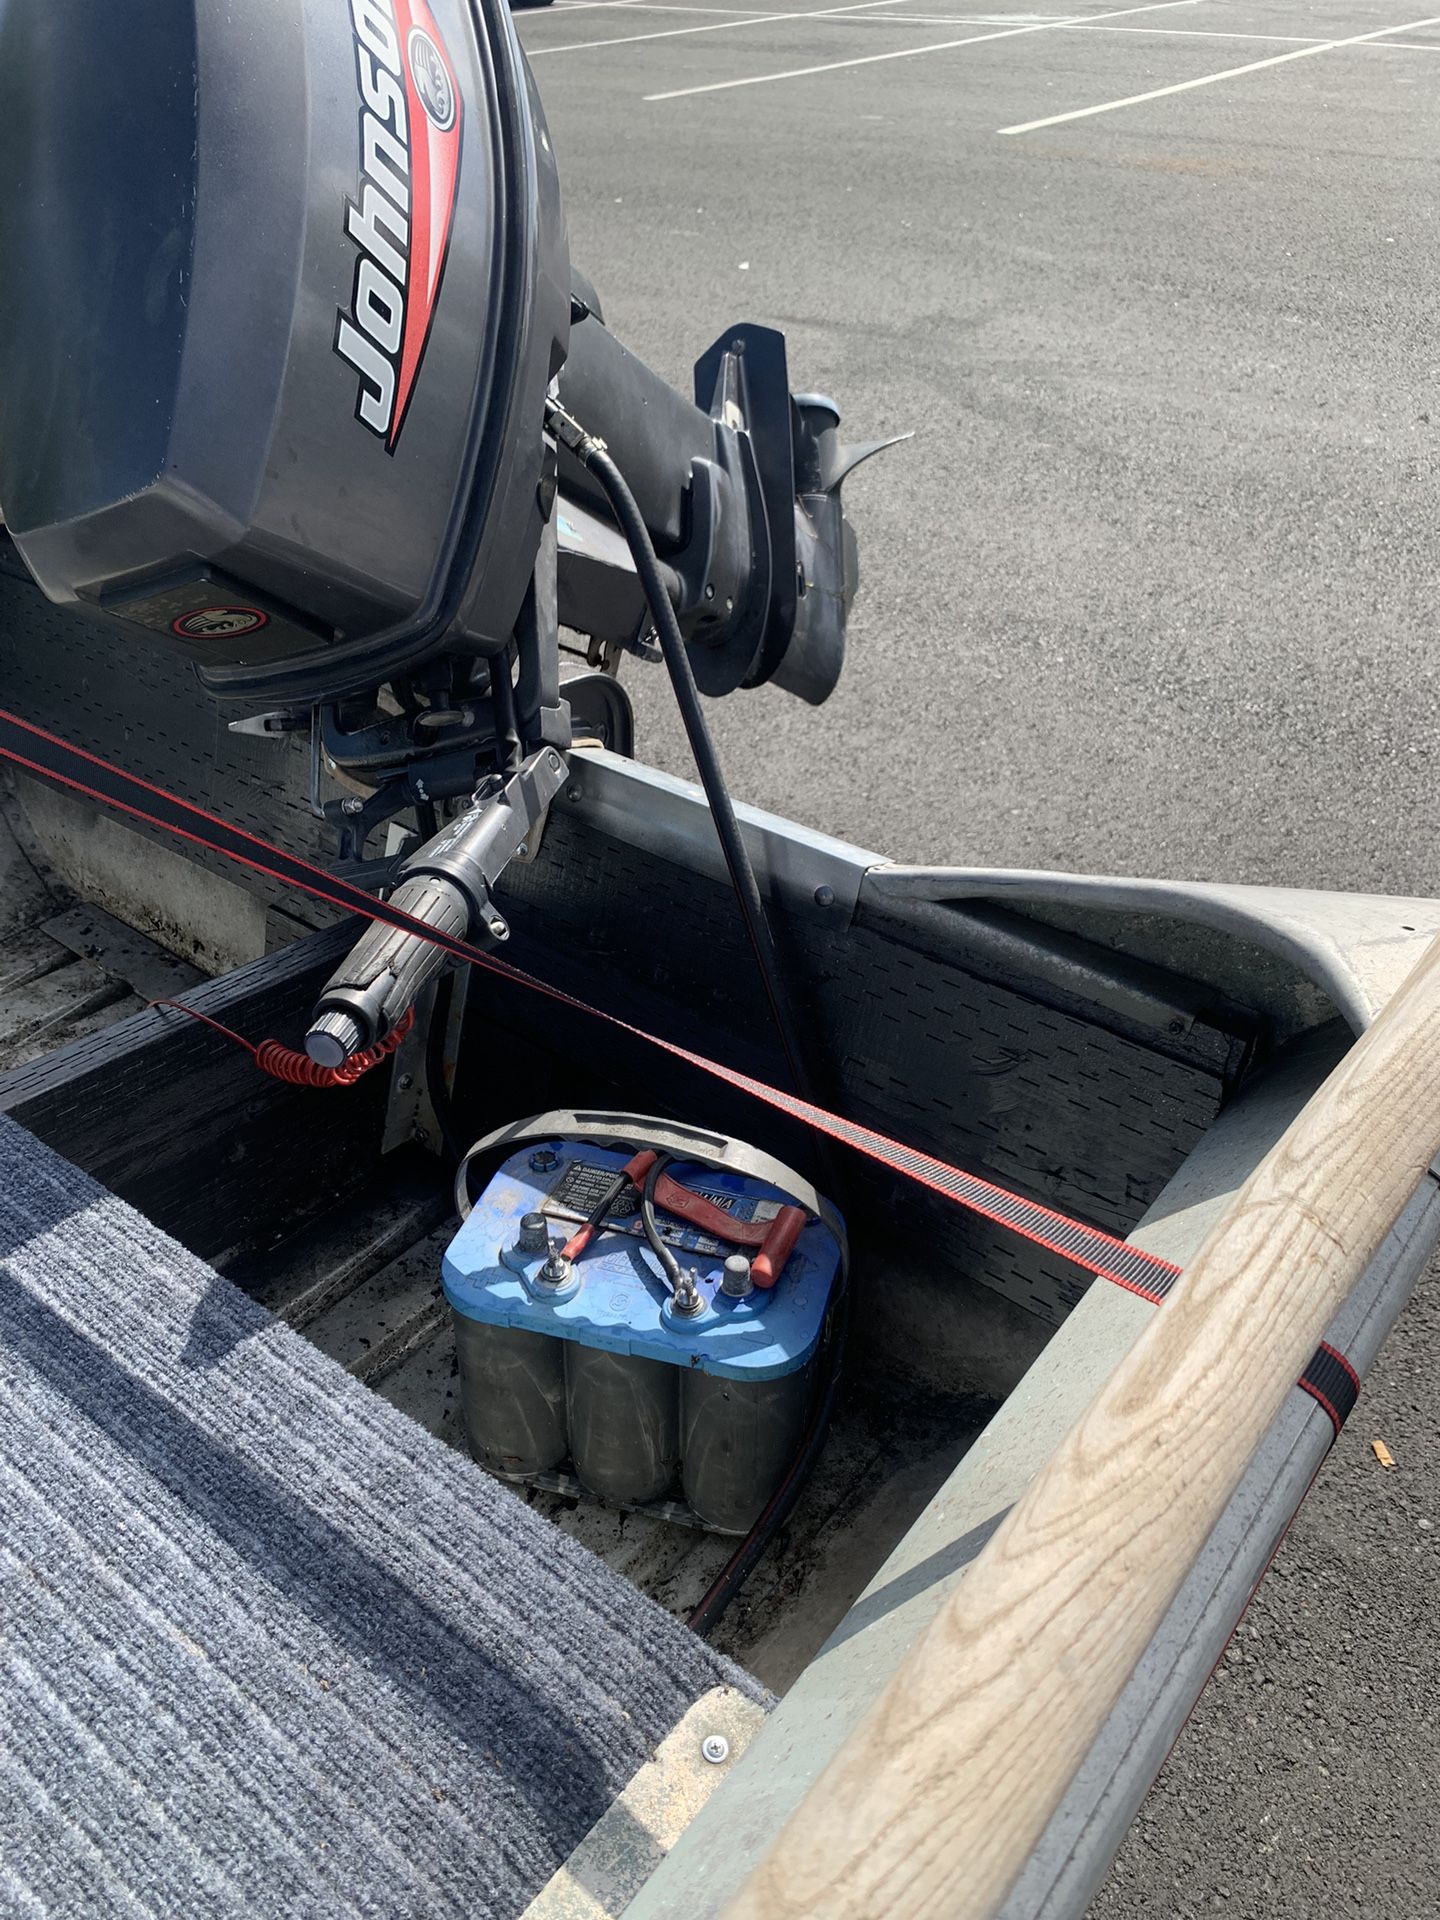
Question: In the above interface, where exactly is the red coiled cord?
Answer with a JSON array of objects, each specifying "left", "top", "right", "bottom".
[{"left": 150, "top": 1000, "right": 415, "bottom": 1087}]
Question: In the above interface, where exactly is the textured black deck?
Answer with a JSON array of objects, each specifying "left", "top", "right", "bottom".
[
  {"left": 0, "top": 560, "right": 335, "bottom": 931},
  {"left": 498, "top": 811, "right": 1252, "bottom": 1326}
]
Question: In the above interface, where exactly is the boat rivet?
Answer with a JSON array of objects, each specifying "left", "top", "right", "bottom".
[
  {"left": 701, "top": 1734, "right": 729, "bottom": 1765},
  {"left": 814, "top": 884, "right": 836, "bottom": 908},
  {"left": 566, "top": 783, "right": 583, "bottom": 803}
]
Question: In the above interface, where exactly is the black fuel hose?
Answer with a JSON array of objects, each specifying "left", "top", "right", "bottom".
[
  {"left": 546, "top": 401, "right": 850, "bottom": 1632},
  {"left": 545, "top": 402, "right": 816, "bottom": 1109}
]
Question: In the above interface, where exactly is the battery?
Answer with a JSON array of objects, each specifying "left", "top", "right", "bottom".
[{"left": 441, "top": 1140, "right": 843, "bottom": 1532}]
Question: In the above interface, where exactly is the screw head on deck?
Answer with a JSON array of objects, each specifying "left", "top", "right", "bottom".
[{"left": 701, "top": 1734, "right": 730, "bottom": 1765}]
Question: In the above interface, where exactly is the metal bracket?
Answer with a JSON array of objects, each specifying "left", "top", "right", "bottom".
[
  {"left": 382, "top": 970, "right": 470, "bottom": 1157},
  {"left": 553, "top": 747, "right": 884, "bottom": 926}
]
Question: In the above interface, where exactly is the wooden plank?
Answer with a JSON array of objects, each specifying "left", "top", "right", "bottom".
[
  {"left": 0, "top": 956, "right": 130, "bottom": 1065},
  {"left": 42, "top": 901, "right": 206, "bottom": 998},
  {"left": 1, "top": 987, "right": 146, "bottom": 1073},
  {"left": 0, "top": 926, "right": 73, "bottom": 993},
  {"left": 724, "top": 933, "right": 1440, "bottom": 1920},
  {"left": 0, "top": 924, "right": 393, "bottom": 1266}
]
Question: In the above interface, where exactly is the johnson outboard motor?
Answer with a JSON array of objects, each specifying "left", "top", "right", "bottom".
[{"left": 0, "top": 0, "right": 890, "bottom": 1063}]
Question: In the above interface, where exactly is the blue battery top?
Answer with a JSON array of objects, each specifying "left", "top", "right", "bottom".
[{"left": 442, "top": 1141, "right": 842, "bottom": 1382}]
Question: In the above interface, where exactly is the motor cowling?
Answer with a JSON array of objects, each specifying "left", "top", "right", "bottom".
[{"left": 0, "top": 0, "right": 569, "bottom": 706}]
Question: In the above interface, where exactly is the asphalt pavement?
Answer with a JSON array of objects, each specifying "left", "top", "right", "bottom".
[{"left": 517, "top": 1, "right": 1439, "bottom": 1908}]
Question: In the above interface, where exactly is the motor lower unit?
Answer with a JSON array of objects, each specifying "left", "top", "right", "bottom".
[{"left": 443, "top": 1127, "right": 844, "bottom": 1533}]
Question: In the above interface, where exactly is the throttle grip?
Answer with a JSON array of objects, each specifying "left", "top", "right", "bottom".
[
  {"left": 304, "top": 745, "right": 568, "bottom": 1067},
  {"left": 305, "top": 873, "right": 472, "bottom": 1067}
]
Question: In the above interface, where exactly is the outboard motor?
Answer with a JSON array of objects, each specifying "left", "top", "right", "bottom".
[{"left": 0, "top": 0, "right": 891, "bottom": 1062}]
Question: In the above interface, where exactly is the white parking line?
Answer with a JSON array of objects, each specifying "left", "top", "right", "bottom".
[
  {"left": 548, "top": 2, "right": 779, "bottom": 13},
  {"left": 611, "top": 3, "right": 1069, "bottom": 13},
  {"left": 999, "top": 8, "right": 1440, "bottom": 131},
  {"left": 547, "top": 1, "right": 1440, "bottom": 34},
  {"left": 879, "top": 17, "right": 1440, "bottom": 47},
  {"left": 860, "top": 11, "right": 1088, "bottom": 20},
  {"left": 1061, "top": 22, "right": 1317, "bottom": 41},
  {"left": 644, "top": 0, "right": 1197, "bottom": 98},
  {"left": 805, "top": 13, "right": 1308, "bottom": 28},
  {"left": 528, "top": 0, "right": 943, "bottom": 56}
]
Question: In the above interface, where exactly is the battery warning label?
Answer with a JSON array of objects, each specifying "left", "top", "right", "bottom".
[{"left": 541, "top": 1159, "right": 780, "bottom": 1258}]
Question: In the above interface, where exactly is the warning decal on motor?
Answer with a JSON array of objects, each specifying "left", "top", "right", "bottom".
[{"left": 170, "top": 606, "right": 270, "bottom": 640}]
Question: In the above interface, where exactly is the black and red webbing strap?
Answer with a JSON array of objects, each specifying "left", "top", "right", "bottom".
[
  {"left": 0, "top": 704, "right": 1361, "bottom": 1437},
  {"left": 1296, "top": 1342, "right": 1361, "bottom": 1436}
]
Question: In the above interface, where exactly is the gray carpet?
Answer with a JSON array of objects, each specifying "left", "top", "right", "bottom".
[{"left": 0, "top": 1115, "right": 760, "bottom": 1918}]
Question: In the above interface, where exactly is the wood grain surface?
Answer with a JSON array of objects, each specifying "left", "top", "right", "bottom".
[{"left": 725, "top": 935, "right": 1440, "bottom": 1920}]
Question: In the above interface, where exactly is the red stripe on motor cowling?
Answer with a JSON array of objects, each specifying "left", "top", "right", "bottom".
[{"left": 389, "top": 0, "right": 462, "bottom": 449}]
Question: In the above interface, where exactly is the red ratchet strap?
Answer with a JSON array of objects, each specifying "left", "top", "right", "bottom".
[
  {"left": 0, "top": 705, "right": 1171, "bottom": 1299},
  {"left": 0, "top": 706, "right": 1359, "bottom": 1433}
]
